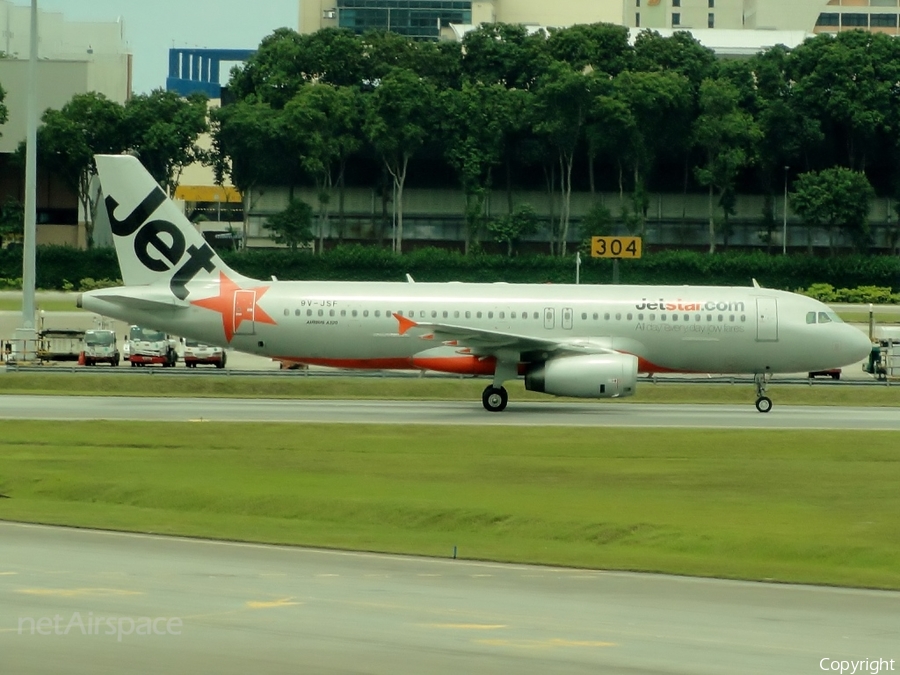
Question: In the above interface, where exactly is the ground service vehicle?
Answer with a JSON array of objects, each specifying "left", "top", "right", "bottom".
[
  {"left": 182, "top": 338, "right": 226, "bottom": 368},
  {"left": 83, "top": 329, "right": 120, "bottom": 366},
  {"left": 127, "top": 325, "right": 178, "bottom": 367},
  {"left": 81, "top": 155, "right": 873, "bottom": 413}
]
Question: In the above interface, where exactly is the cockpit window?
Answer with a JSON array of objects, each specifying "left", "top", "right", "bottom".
[
  {"left": 806, "top": 311, "right": 816, "bottom": 324},
  {"left": 818, "top": 312, "right": 832, "bottom": 324}
]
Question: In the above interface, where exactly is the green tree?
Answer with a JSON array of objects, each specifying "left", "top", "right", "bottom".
[
  {"left": 692, "top": 77, "right": 761, "bottom": 253},
  {"left": 533, "top": 63, "right": 594, "bottom": 255},
  {"left": 283, "top": 84, "right": 362, "bottom": 252},
  {"left": 263, "top": 199, "right": 314, "bottom": 251},
  {"left": 123, "top": 90, "right": 209, "bottom": 194},
  {"left": 608, "top": 70, "right": 692, "bottom": 235},
  {"left": 33, "top": 92, "right": 126, "bottom": 247},
  {"left": 460, "top": 23, "right": 550, "bottom": 90},
  {"left": 789, "top": 32, "right": 900, "bottom": 171},
  {"left": 546, "top": 23, "right": 632, "bottom": 76},
  {"left": 0, "top": 196, "right": 23, "bottom": 247},
  {"left": 440, "top": 82, "right": 512, "bottom": 254},
  {"left": 364, "top": 68, "right": 438, "bottom": 253},
  {"left": 0, "top": 82, "right": 8, "bottom": 130},
  {"left": 487, "top": 203, "right": 540, "bottom": 256},
  {"left": 790, "top": 167, "right": 874, "bottom": 254}
]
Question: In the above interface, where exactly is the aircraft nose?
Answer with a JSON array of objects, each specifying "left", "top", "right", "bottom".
[{"left": 848, "top": 326, "right": 873, "bottom": 362}]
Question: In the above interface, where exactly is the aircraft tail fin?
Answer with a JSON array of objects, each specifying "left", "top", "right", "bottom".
[{"left": 95, "top": 154, "right": 251, "bottom": 300}]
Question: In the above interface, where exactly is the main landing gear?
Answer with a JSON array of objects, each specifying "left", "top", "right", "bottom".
[
  {"left": 482, "top": 385, "right": 508, "bottom": 412},
  {"left": 754, "top": 373, "right": 772, "bottom": 413}
]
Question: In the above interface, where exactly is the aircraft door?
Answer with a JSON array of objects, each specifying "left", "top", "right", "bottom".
[
  {"left": 543, "top": 307, "right": 555, "bottom": 330},
  {"left": 756, "top": 297, "right": 778, "bottom": 342},
  {"left": 562, "top": 307, "right": 573, "bottom": 330},
  {"left": 233, "top": 290, "right": 257, "bottom": 336}
]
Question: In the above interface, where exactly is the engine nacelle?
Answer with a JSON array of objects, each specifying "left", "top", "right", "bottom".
[{"left": 525, "top": 353, "right": 638, "bottom": 399}]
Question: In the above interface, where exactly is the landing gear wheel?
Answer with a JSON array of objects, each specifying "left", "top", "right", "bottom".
[
  {"left": 482, "top": 385, "right": 508, "bottom": 412},
  {"left": 755, "top": 396, "right": 773, "bottom": 413}
]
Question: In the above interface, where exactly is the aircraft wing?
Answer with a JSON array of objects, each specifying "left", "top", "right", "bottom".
[{"left": 393, "top": 313, "right": 614, "bottom": 359}]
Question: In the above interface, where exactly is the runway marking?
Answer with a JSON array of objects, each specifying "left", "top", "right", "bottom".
[
  {"left": 470, "top": 574, "right": 492, "bottom": 578},
  {"left": 476, "top": 638, "right": 616, "bottom": 649},
  {"left": 417, "top": 573, "right": 441, "bottom": 577},
  {"left": 0, "top": 572, "right": 18, "bottom": 576},
  {"left": 427, "top": 623, "right": 507, "bottom": 630},
  {"left": 246, "top": 597, "right": 301, "bottom": 609},
  {"left": 16, "top": 587, "right": 143, "bottom": 598},
  {"left": 316, "top": 574, "right": 340, "bottom": 578}
]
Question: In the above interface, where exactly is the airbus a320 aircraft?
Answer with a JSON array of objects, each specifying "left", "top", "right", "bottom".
[{"left": 79, "top": 155, "right": 872, "bottom": 413}]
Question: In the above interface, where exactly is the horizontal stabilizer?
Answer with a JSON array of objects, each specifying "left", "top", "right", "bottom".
[{"left": 80, "top": 285, "right": 190, "bottom": 311}]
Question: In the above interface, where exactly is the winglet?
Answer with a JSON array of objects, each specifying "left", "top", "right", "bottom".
[{"left": 393, "top": 312, "right": 418, "bottom": 335}]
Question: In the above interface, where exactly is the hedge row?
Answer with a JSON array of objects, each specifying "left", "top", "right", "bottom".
[{"left": 1, "top": 245, "right": 897, "bottom": 294}]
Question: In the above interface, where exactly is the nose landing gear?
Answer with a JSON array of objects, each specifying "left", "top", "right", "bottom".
[{"left": 754, "top": 373, "right": 772, "bottom": 413}]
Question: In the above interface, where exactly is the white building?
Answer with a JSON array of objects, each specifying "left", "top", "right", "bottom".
[
  {"left": 300, "top": 0, "right": 900, "bottom": 36},
  {"left": 0, "top": 1, "right": 131, "bottom": 247}
]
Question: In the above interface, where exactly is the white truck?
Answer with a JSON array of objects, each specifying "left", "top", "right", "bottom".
[
  {"left": 127, "top": 325, "right": 178, "bottom": 367},
  {"left": 182, "top": 338, "right": 226, "bottom": 368},
  {"left": 82, "top": 329, "right": 120, "bottom": 366}
]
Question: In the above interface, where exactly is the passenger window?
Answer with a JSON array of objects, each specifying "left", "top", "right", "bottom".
[
  {"left": 443, "top": 311, "right": 448, "bottom": 319},
  {"left": 374, "top": 310, "right": 380, "bottom": 318},
  {"left": 649, "top": 314, "right": 655, "bottom": 321},
  {"left": 684, "top": 314, "right": 689, "bottom": 322},
  {"left": 499, "top": 312, "right": 505, "bottom": 319},
  {"left": 718, "top": 314, "right": 723, "bottom": 322},
  {"left": 330, "top": 309, "right": 335, "bottom": 317},
  {"left": 363, "top": 310, "right": 369, "bottom": 317},
  {"left": 581, "top": 313, "right": 587, "bottom": 320},
  {"left": 740, "top": 315, "right": 746, "bottom": 322},
  {"left": 307, "top": 309, "right": 313, "bottom": 317},
  {"left": 695, "top": 314, "right": 701, "bottom": 322},
  {"left": 511, "top": 312, "right": 517, "bottom": 319},
  {"left": 488, "top": 312, "right": 493, "bottom": 319},
  {"left": 477, "top": 312, "right": 482, "bottom": 319},
  {"left": 432, "top": 311, "right": 437, "bottom": 318},
  {"left": 729, "top": 315, "right": 734, "bottom": 322},
  {"left": 818, "top": 312, "right": 832, "bottom": 324},
  {"left": 627, "top": 313, "right": 633, "bottom": 321},
  {"left": 615, "top": 313, "right": 621, "bottom": 321},
  {"left": 706, "top": 314, "right": 712, "bottom": 322},
  {"left": 352, "top": 310, "right": 357, "bottom": 317},
  {"left": 533, "top": 312, "right": 539, "bottom": 319},
  {"left": 638, "top": 313, "right": 643, "bottom": 321},
  {"left": 454, "top": 311, "right": 460, "bottom": 319},
  {"left": 341, "top": 310, "right": 346, "bottom": 317},
  {"left": 593, "top": 313, "right": 598, "bottom": 320},
  {"left": 672, "top": 314, "right": 678, "bottom": 322},
  {"left": 661, "top": 314, "right": 667, "bottom": 322},
  {"left": 420, "top": 311, "right": 426, "bottom": 318},
  {"left": 806, "top": 312, "right": 816, "bottom": 324},
  {"left": 465, "top": 311, "right": 471, "bottom": 319}
]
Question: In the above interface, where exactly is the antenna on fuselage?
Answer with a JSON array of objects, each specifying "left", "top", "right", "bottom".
[
  {"left": 752, "top": 278, "right": 761, "bottom": 288},
  {"left": 405, "top": 274, "right": 415, "bottom": 284}
]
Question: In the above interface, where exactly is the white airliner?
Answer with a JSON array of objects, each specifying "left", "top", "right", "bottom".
[{"left": 79, "top": 155, "right": 872, "bottom": 413}]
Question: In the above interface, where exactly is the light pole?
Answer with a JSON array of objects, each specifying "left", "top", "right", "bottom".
[{"left": 782, "top": 165, "right": 789, "bottom": 255}]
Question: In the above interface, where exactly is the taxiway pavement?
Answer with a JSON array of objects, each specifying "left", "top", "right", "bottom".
[
  {"left": 0, "top": 395, "right": 897, "bottom": 430},
  {"left": 2, "top": 523, "right": 897, "bottom": 675}
]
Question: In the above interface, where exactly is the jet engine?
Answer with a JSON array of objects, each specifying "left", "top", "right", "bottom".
[{"left": 525, "top": 353, "right": 638, "bottom": 399}]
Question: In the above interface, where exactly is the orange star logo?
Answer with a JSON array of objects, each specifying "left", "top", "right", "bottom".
[{"left": 190, "top": 272, "right": 277, "bottom": 342}]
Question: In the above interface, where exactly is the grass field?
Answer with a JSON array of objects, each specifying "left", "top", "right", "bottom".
[
  {"left": 1, "top": 421, "right": 898, "bottom": 589},
  {"left": 0, "top": 299, "right": 80, "bottom": 312},
  {"left": 0, "top": 372, "right": 898, "bottom": 407}
]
